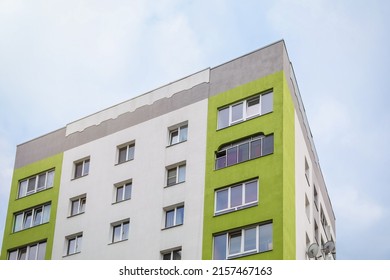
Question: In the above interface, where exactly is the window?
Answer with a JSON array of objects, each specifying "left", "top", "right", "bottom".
[
  {"left": 217, "top": 91, "right": 273, "bottom": 129},
  {"left": 313, "top": 185, "right": 318, "bottom": 210},
  {"left": 162, "top": 248, "right": 182, "bottom": 260},
  {"left": 74, "top": 158, "right": 90, "bottom": 179},
  {"left": 70, "top": 196, "right": 86, "bottom": 216},
  {"left": 115, "top": 182, "right": 132, "bottom": 203},
  {"left": 18, "top": 170, "right": 55, "bottom": 198},
  {"left": 169, "top": 124, "right": 188, "bottom": 146},
  {"left": 305, "top": 194, "right": 310, "bottom": 221},
  {"left": 213, "top": 223, "right": 273, "bottom": 260},
  {"left": 166, "top": 164, "right": 186, "bottom": 186},
  {"left": 320, "top": 206, "right": 328, "bottom": 228},
  {"left": 305, "top": 158, "right": 310, "bottom": 185},
  {"left": 66, "top": 234, "right": 82, "bottom": 256},
  {"left": 13, "top": 204, "right": 51, "bottom": 232},
  {"left": 215, "top": 179, "right": 258, "bottom": 215},
  {"left": 8, "top": 241, "right": 47, "bottom": 260},
  {"left": 215, "top": 134, "right": 274, "bottom": 169},
  {"left": 118, "top": 142, "right": 135, "bottom": 164},
  {"left": 165, "top": 205, "right": 184, "bottom": 228},
  {"left": 112, "top": 220, "right": 130, "bottom": 243}
]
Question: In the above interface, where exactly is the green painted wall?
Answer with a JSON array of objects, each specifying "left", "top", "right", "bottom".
[
  {"left": 202, "top": 71, "right": 296, "bottom": 260},
  {"left": 0, "top": 153, "right": 63, "bottom": 260}
]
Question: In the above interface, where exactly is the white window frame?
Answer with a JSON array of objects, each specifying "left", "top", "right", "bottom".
[
  {"left": 8, "top": 241, "right": 47, "bottom": 260},
  {"left": 217, "top": 91, "right": 273, "bottom": 129},
  {"left": 18, "top": 170, "right": 55, "bottom": 198},
  {"left": 166, "top": 163, "right": 186, "bottom": 187},
  {"left": 164, "top": 205, "right": 184, "bottom": 228},
  {"left": 70, "top": 195, "right": 86, "bottom": 217},
  {"left": 213, "top": 223, "right": 273, "bottom": 260},
  {"left": 168, "top": 124, "right": 188, "bottom": 146},
  {"left": 13, "top": 203, "right": 51, "bottom": 232},
  {"left": 214, "top": 179, "right": 259, "bottom": 215},
  {"left": 117, "top": 142, "right": 135, "bottom": 164},
  {"left": 74, "top": 158, "right": 90, "bottom": 179},
  {"left": 66, "top": 233, "right": 83, "bottom": 256},
  {"left": 115, "top": 181, "right": 132, "bottom": 203},
  {"left": 111, "top": 220, "right": 130, "bottom": 243},
  {"left": 162, "top": 248, "right": 182, "bottom": 260}
]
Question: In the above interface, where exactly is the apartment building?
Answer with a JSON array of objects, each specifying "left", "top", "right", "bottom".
[{"left": 1, "top": 40, "right": 335, "bottom": 260}]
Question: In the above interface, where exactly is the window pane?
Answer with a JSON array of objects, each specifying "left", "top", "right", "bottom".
[
  {"left": 18, "top": 247, "right": 27, "bottom": 260},
  {"left": 33, "top": 208, "right": 43, "bottom": 226},
  {"left": 178, "top": 165, "right": 186, "bottom": 183},
  {"left": 24, "top": 211, "right": 32, "bottom": 229},
  {"left": 238, "top": 142, "right": 249, "bottom": 163},
  {"left": 231, "top": 103, "right": 243, "bottom": 123},
  {"left": 165, "top": 210, "right": 175, "bottom": 228},
  {"left": 259, "top": 223, "right": 273, "bottom": 252},
  {"left": 75, "top": 163, "right": 83, "bottom": 178},
  {"left": 176, "top": 206, "right": 184, "bottom": 225},
  {"left": 47, "top": 171, "right": 54, "bottom": 187},
  {"left": 250, "top": 139, "right": 261, "bottom": 159},
  {"left": 28, "top": 244, "right": 37, "bottom": 260},
  {"left": 179, "top": 126, "right": 188, "bottom": 142},
  {"left": 80, "top": 198, "right": 86, "bottom": 213},
  {"left": 113, "top": 225, "right": 121, "bottom": 242},
  {"left": 122, "top": 222, "right": 129, "bottom": 240},
  {"left": 227, "top": 146, "right": 238, "bottom": 166},
  {"left": 173, "top": 250, "right": 181, "bottom": 260},
  {"left": 68, "top": 238, "right": 76, "bottom": 255},
  {"left": 218, "top": 108, "right": 229, "bottom": 129},
  {"left": 229, "top": 232, "right": 241, "bottom": 255},
  {"left": 37, "top": 173, "right": 46, "bottom": 190},
  {"left": 167, "top": 168, "right": 177, "bottom": 186},
  {"left": 215, "top": 151, "right": 226, "bottom": 169},
  {"left": 245, "top": 181, "right": 258, "bottom": 204},
  {"left": 116, "top": 186, "right": 124, "bottom": 202},
  {"left": 246, "top": 96, "right": 260, "bottom": 117},
  {"left": 42, "top": 204, "right": 51, "bottom": 223},
  {"left": 8, "top": 250, "right": 17, "bottom": 260},
  {"left": 127, "top": 145, "right": 135, "bottom": 160},
  {"left": 163, "top": 253, "right": 171, "bottom": 260},
  {"left": 244, "top": 228, "right": 257, "bottom": 251},
  {"left": 76, "top": 236, "right": 82, "bottom": 253},
  {"left": 83, "top": 160, "right": 90, "bottom": 175},
  {"left": 170, "top": 130, "right": 179, "bottom": 145},
  {"left": 216, "top": 189, "right": 229, "bottom": 212},
  {"left": 118, "top": 147, "right": 127, "bottom": 163},
  {"left": 261, "top": 92, "right": 273, "bottom": 114},
  {"left": 37, "top": 242, "right": 46, "bottom": 260},
  {"left": 230, "top": 185, "right": 243, "bottom": 208},
  {"left": 14, "top": 213, "right": 23, "bottom": 232},
  {"left": 124, "top": 184, "right": 132, "bottom": 200},
  {"left": 213, "top": 234, "right": 227, "bottom": 260},
  {"left": 263, "top": 135, "right": 274, "bottom": 156},
  {"left": 27, "top": 177, "right": 36, "bottom": 193},
  {"left": 18, "top": 180, "right": 27, "bottom": 198}
]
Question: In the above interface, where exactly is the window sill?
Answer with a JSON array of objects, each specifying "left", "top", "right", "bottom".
[
  {"left": 214, "top": 202, "right": 258, "bottom": 216},
  {"left": 71, "top": 174, "right": 89, "bottom": 181},
  {"left": 108, "top": 239, "right": 128, "bottom": 245},
  {"left": 166, "top": 140, "right": 187, "bottom": 148},
  {"left": 227, "top": 249, "right": 272, "bottom": 260},
  {"left": 63, "top": 251, "right": 81, "bottom": 258},
  {"left": 164, "top": 181, "right": 185, "bottom": 188},
  {"left": 112, "top": 198, "right": 131, "bottom": 205},
  {"left": 115, "top": 159, "right": 134, "bottom": 166},
  {"left": 67, "top": 212, "right": 85, "bottom": 218},
  {"left": 17, "top": 186, "right": 53, "bottom": 200},
  {"left": 162, "top": 224, "right": 183, "bottom": 231},
  {"left": 217, "top": 111, "right": 273, "bottom": 131},
  {"left": 215, "top": 153, "right": 273, "bottom": 171}
]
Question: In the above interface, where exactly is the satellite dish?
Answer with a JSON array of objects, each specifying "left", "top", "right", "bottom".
[
  {"left": 322, "top": 241, "right": 335, "bottom": 254},
  {"left": 307, "top": 243, "right": 319, "bottom": 258}
]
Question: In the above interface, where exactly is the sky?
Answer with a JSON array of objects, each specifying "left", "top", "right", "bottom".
[{"left": 0, "top": 0, "right": 389, "bottom": 260}]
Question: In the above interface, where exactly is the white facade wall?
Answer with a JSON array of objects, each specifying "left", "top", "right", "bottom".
[
  {"left": 295, "top": 113, "right": 336, "bottom": 260},
  {"left": 52, "top": 99, "right": 208, "bottom": 260}
]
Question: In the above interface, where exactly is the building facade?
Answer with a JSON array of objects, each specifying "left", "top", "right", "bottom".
[{"left": 1, "top": 41, "right": 335, "bottom": 260}]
